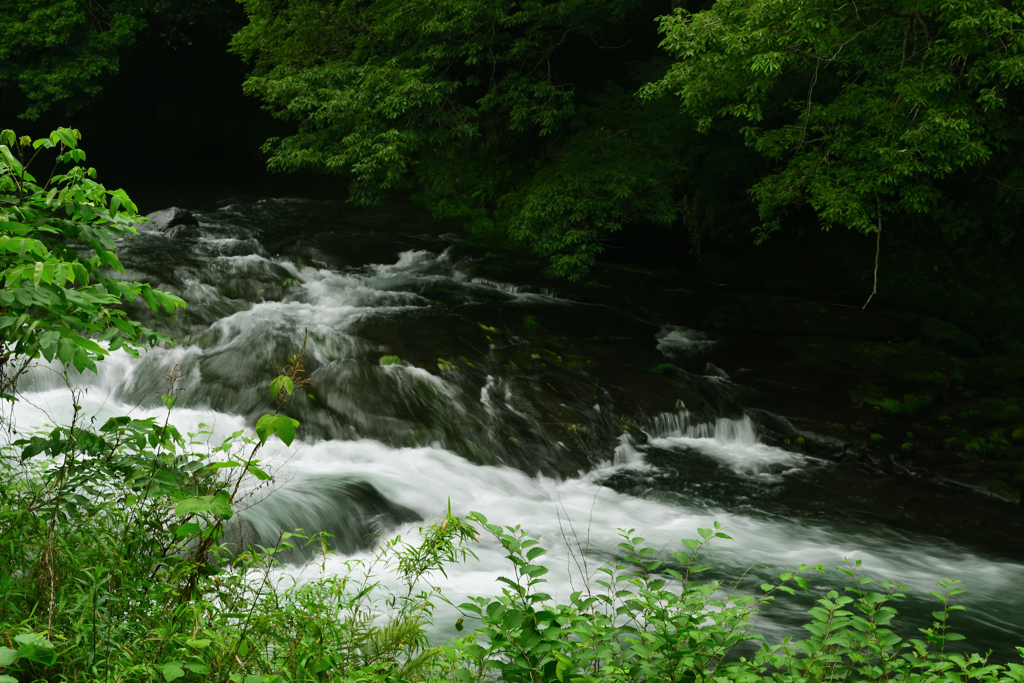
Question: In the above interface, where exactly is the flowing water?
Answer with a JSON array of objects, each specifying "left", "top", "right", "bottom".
[{"left": 13, "top": 198, "right": 1024, "bottom": 656}]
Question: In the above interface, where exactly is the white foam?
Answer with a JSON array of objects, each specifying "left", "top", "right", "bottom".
[
  {"left": 656, "top": 325, "right": 716, "bottom": 356},
  {"left": 645, "top": 410, "right": 810, "bottom": 479}
]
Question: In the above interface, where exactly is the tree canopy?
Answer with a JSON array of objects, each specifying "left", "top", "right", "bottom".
[
  {"left": 231, "top": 0, "right": 706, "bottom": 278},
  {"left": 0, "top": 0, "right": 234, "bottom": 119},
  {"left": 642, "top": 0, "right": 1024, "bottom": 244},
  {"left": 232, "top": 0, "right": 1024, "bottom": 283}
]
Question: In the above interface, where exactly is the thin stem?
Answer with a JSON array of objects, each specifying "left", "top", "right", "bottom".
[{"left": 862, "top": 213, "right": 881, "bottom": 310}]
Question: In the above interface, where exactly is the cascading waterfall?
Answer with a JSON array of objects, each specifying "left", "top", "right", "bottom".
[{"left": 11, "top": 198, "right": 1024, "bottom": 655}]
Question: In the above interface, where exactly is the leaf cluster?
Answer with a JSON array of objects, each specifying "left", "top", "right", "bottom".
[{"left": 0, "top": 128, "right": 184, "bottom": 398}]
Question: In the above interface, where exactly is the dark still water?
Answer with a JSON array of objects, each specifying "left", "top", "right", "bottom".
[{"left": 15, "top": 198, "right": 1024, "bottom": 655}]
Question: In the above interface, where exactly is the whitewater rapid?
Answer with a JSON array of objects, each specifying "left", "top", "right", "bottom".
[{"left": 10, "top": 198, "right": 1023, "bottom": 653}]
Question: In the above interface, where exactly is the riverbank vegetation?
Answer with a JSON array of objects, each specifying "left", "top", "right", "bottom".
[{"left": 6, "top": 432, "right": 1024, "bottom": 683}]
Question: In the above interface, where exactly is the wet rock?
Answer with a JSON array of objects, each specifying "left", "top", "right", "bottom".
[
  {"left": 143, "top": 207, "right": 201, "bottom": 239},
  {"left": 224, "top": 479, "right": 420, "bottom": 559}
]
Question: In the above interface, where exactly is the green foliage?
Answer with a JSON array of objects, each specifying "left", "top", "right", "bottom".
[
  {"left": 904, "top": 372, "right": 949, "bottom": 386},
  {"left": 3, "top": 421, "right": 1024, "bottom": 682},
  {"left": 434, "top": 519, "right": 1024, "bottom": 683},
  {"left": 0, "top": 387, "right": 478, "bottom": 683},
  {"left": 643, "top": 0, "right": 1024, "bottom": 245},
  {"left": 379, "top": 355, "right": 403, "bottom": 367},
  {"left": 0, "top": 1, "right": 233, "bottom": 119},
  {"left": 0, "top": 127, "right": 184, "bottom": 395},
  {"left": 230, "top": 0, "right": 705, "bottom": 279}
]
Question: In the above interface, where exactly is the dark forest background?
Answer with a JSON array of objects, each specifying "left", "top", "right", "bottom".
[{"left": 3, "top": 0, "right": 1022, "bottom": 343}]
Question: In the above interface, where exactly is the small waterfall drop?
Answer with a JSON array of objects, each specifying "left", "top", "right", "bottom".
[{"left": 643, "top": 409, "right": 810, "bottom": 479}]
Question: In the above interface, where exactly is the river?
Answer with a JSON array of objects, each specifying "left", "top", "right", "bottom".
[{"left": 14, "top": 196, "right": 1024, "bottom": 657}]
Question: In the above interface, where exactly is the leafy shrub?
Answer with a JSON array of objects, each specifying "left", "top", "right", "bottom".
[{"left": 0, "top": 128, "right": 183, "bottom": 397}]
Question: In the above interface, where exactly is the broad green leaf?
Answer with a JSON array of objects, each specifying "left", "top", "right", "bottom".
[
  {"left": 246, "top": 463, "right": 272, "bottom": 480},
  {"left": 14, "top": 633, "right": 56, "bottom": 666},
  {"left": 175, "top": 522, "right": 202, "bottom": 537},
  {"left": 0, "top": 646, "right": 15, "bottom": 666},
  {"left": 270, "top": 374, "right": 294, "bottom": 398},
  {"left": 255, "top": 414, "right": 301, "bottom": 446},
  {"left": 54, "top": 128, "right": 77, "bottom": 149},
  {"left": 160, "top": 660, "right": 185, "bottom": 682},
  {"left": 175, "top": 493, "right": 232, "bottom": 519},
  {"left": 0, "top": 145, "right": 15, "bottom": 169},
  {"left": 141, "top": 285, "right": 158, "bottom": 312},
  {"left": 185, "top": 660, "right": 210, "bottom": 673}
]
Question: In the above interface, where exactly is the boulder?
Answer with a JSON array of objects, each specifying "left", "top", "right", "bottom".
[{"left": 141, "top": 207, "right": 201, "bottom": 239}]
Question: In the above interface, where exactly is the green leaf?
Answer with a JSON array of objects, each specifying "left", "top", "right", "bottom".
[
  {"left": 54, "top": 128, "right": 78, "bottom": 149},
  {"left": 14, "top": 634, "right": 55, "bottom": 666},
  {"left": 270, "top": 374, "right": 294, "bottom": 398},
  {"left": 0, "top": 646, "right": 15, "bottom": 666},
  {"left": 162, "top": 394, "right": 177, "bottom": 410},
  {"left": 255, "top": 414, "right": 300, "bottom": 446},
  {"left": 0, "top": 676, "right": 18, "bottom": 683},
  {"left": 175, "top": 522, "right": 202, "bottom": 538},
  {"left": 160, "top": 660, "right": 185, "bottom": 682},
  {"left": 246, "top": 463, "right": 272, "bottom": 480},
  {"left": 0, "top": 145, "right": 16, "bottom": 169},
  {"left": 175, "top": 493, "right": 233, "bottom": 520},
  {"left": 141, "top": 286, "right": 159, "bottom": 312}
]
